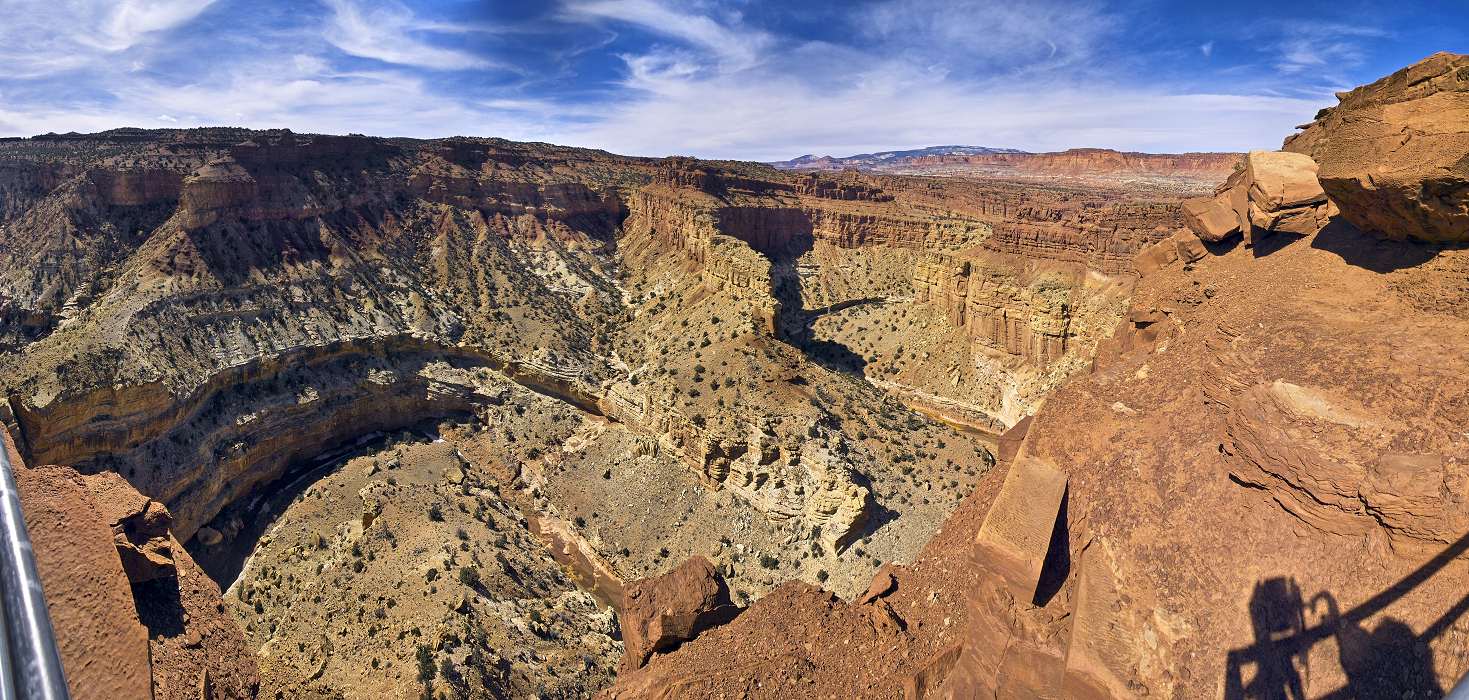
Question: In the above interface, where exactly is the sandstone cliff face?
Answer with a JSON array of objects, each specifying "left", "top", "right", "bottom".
[
  {"left": 1285, "top": 52, "right": 1468, "bottom": 242},
  {"left": 897, "top": 179, "right": 1174, "bottom": 423},
  {"left": 8, "top": 428, "right": 257, "bottom": 700},
  {"left": 621, "top": 164, "right": 1179, "bottom": 433},
  {"left": 906, "top": 148, "right": 1239, "bottom": 177},
  {"left": 914, "top": 252, "right": 1080, "bottom": 365}
]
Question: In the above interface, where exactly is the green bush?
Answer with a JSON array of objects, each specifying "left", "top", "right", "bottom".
[
  {"left": 415, "top": 644, "right": 436, "bottom": 682},
  {"left": 457, "top": 567, "right": 480, "bottom": 587}
]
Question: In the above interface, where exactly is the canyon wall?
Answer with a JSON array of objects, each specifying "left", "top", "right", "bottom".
[
  {"left": 607, "top": 52, "right": 1469, "bottom": 700},
  {"left": 913, "top": 252, "right": 1079, "bottom": 365},
  {"left": 1, "top": 131, "right": 637, "bottom": 540},
  {"left": 903, "top": 148, "right": 1239, "bottom": 177}
]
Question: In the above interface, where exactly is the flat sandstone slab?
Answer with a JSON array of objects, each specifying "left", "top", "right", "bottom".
[
  {"left": 974, "top": 456, "right": 1067, "bottom": 601},
  {"left": 1063, "top": 540, "right": 1135, "bottom": 700}
]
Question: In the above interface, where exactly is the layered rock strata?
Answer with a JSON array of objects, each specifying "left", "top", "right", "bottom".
[{"left": 1284, "top": 51, "right": 1469, "bottom": 242}]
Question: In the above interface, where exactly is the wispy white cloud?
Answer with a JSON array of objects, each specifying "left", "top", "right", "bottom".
[
  {"left": 94, "top": 0, "right": 218, "bottom": 51},
  {"left": 0, "top": 0, "right": 216, "bottom": 78},
  {"left": 859, "top": 0, "right": 1120, "bottom": 74},
  {"left": 322, "top": 0, "right": 493, "bottom": 70},
  {"left": 1261, "top": 23, "right": 1389, "bottom": 76},
  {"left": 0, "top": 0, "right": 1360, "bottom": 158},
  {"left": 560, "top": 0, "right": 774, "bottom": 71}
]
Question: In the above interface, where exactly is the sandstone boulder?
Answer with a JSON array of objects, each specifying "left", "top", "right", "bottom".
[
  {"left": 1174, "top": 229, "right": 1208, "bottom": 262},
  {"left": 1181, "top": 151, "right": 1334, "bottom": 244},
  {"left": 618, "top": 556, "right": 741, "bottom": 672},
  {"left": 1181, "top": 191, "right": 1239, "bottom": 242},
  {"left": 1133, "top": 234, "right": 1180, "bottom": 275},
  {"left": 973, "top": 456, "right": 1067, "bottom": 602},
  {"left": 995, "top": 415, "right": 1033, "bottom": 465},
  {"left": 856, "top": 563, "right": 898, "bottom": 605},
  {"left": 1244, "top": 151, "right": 1335, "bottom": 235},
  {"left": 1284, "top": 52, "right": 1469, "bottom": 242},
  {"left": 1136, "top": 229, "right": 1211, "bottom": 274},
  {"left": 85, "top": 470, "right": 178, "bottom": 582},
  {"left": 1246, "top": 150, "right": 1327, "bottom": 211}
]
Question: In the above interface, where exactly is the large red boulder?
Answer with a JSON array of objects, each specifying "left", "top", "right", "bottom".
[
  {"left": 618, "top": 556, "right": 740, "bottom": 672},
  {"left": 1284, "top": 51, "right": 1469, "bottom": 242},
  {"left": 1181, "top": 150, "right": 1334, "bottom": 245}
]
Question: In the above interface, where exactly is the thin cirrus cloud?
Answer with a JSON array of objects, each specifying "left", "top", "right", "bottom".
[
  {"left": 1269, "top": 24, "right": 1389, "bottom": 76},
  {"left": 0, "top": 0, "right": 1454, "bottom": 158},
  {"left": 559, "top": 0, "right": 775, "bottom": 72},
  {"left": 857, "top": 0, "right": 1120, "bottom": 73},
  {"left": 321, "top": 0, "right": 496, "bottom": 71},
  {"left": 0, "top": 0, "right": 217, "bottom": 78}
]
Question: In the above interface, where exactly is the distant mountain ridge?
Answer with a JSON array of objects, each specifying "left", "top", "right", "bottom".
[
  {"left": 769, "top": 145, "right": 1241, "bottom": 192},
  {"left": 769, "top": 145, "right": 1028, "bottom": 170}
]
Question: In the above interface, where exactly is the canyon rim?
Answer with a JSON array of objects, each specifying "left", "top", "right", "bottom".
[{"left": 0, "top": 3, "right": 1467, "bottom": 700}]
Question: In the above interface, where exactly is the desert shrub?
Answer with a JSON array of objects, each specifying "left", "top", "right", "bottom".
[
  {"left": 416, "top": 644, "right": 436, "bottom": 682},
  {"left": 458, "top": 567, "right": 480, "bottom": 587}
]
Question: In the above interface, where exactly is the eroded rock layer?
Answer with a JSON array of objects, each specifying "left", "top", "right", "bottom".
[
  {"left": 603, "top": 52, "right": 1469, "bottom": 700},
  {"left": 1284, "top": 51, "right": 1468, "bottom": 242},
  {"left": 0, "top": 73, "right": 1327, "bottom": 695}
]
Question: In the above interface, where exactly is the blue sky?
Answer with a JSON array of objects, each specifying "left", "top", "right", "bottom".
[{"left": 0, "top": 0, "right": 1462, "bottom": 160}]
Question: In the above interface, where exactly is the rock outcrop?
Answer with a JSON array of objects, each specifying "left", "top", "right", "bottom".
[
  {"left": 86, "top": 467, "right": 178, "bottom": 582},
  {"left": 618, "top": 556, "right": 740, "bottom": 672},
  {"left": 12, "top": 460, "right": 153, "bottom": 700},
  {"left": 1284, "top": 52, "right": 1468, "bottom": 242},
  {"left": 1181, "top": 150, "right": 1335, "bottom": 243},
  {"left": 8, "top": 427, "right": 257, "bottom": 700},
  {"left": 1226, "top": 380, "right": 1469, "bottom": 546}
]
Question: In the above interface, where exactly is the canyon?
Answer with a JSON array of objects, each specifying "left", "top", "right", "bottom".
[
  {"left": 1, "top": 51, "right": 1465, "bottom": 700},
  {"left": 0, "top": 124, "right": 1172, "bottom": 699}
]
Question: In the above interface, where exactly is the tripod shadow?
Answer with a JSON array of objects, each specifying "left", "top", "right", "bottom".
[{"left": 1224, "top": 531, "right": 1469, "bottom": 699}]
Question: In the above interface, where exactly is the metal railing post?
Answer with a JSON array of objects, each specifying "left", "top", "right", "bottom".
[{"left": 0, "top": 444, "right": 68, "bottom": 700}]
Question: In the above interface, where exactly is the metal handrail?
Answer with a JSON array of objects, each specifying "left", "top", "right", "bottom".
[{"left": 0, "top": 443, "right": 69, "bottom": 700}]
